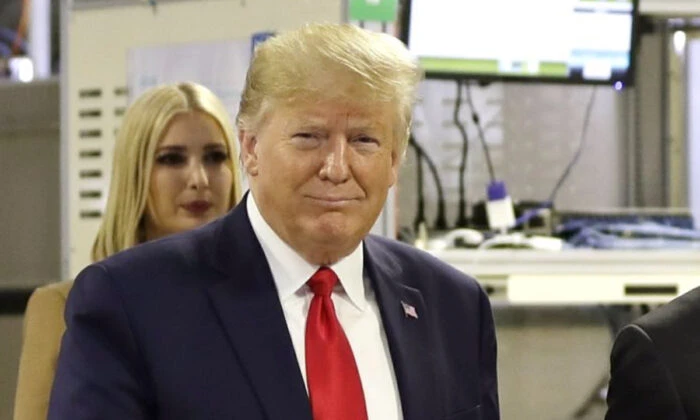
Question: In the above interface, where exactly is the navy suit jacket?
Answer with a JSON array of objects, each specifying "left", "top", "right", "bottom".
[
  {"left": 48, "top": 200, "right": 499, "bottom": 420},
  {"left": 606, "top": 286, "right": 700, "bottom": 420}
]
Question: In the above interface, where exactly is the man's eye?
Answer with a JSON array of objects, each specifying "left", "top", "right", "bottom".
[
  {"left": 294, "top": 132, "right": 316, "bottom": 139},
  {"left": 354, "top": 136, "right": 379, "bottom": 145},
  {"left": 155, "top": 153, "right": 186, "bottom": 165},
  {"left": 292, "top": 133, "right": 322, "bottom": 149}
]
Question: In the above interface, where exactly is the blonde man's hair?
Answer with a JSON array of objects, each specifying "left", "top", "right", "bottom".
[
  {"left": 91, "top": 82, "right": 241, "bottom": 262},
  {"left": 237, "top": 23, "right": 423, "bottom": 156}
]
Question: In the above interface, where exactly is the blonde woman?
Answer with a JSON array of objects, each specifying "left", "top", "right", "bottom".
[{"left": 13, "top": 82, "right": 241, "bottom": 420}]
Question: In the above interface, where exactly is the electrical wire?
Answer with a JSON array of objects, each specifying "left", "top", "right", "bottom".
[
  {"left": 512, "top": 86, "right": 598, "bottom": 229},
  {"left": 547, "top": 86, "right": 598, "bottom": 204},
  {"left": 465, "top": 82, "right": 496, "bottom": 182},
  {"left": 410, "top": 134, "right": 426, "bottom": 232},
  {"left": 453, "top": 80, "right": 470, "bottom": 227},
  {"left": 633, "top": 84, "right": 644, "bottom": 206},
  {"left": 409, "top": 133, "right": 448, "bottom": 230}
]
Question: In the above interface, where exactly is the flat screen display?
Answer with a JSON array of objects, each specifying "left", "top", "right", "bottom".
[{"left": 400, "top": 0, "right": 639, "bottom": 86}]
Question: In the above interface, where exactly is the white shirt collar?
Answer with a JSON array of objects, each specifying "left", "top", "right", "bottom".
[{"left": 246, "top": 193, "right": 366, "bottom": 311}]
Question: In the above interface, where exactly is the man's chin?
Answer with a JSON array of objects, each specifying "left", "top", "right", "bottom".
[
  {"left": 300, "top": 241, "right": 357, "bottom": 266},
  {"left": 310, "top": 225, "right": 364, "bottom": 250},
  {"left": 308, "top": 217, "right": 351, "bottom": 238},
  {"left": 287, "top": 220, "right": 365, "bottom": 265}
]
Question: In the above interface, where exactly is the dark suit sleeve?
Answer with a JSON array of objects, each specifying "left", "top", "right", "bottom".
[
  {"left": 478, "top": 288, "right": 500, "bottom": 420},
  {"left": 605, "top": 324, "right": 685, "bottom": 420},
  {"left": 48, "top": 265, "right": 154, "bottom": 420}
]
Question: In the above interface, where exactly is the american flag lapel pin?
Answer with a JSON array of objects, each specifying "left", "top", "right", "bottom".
[{"left": 401, "top": 301, "right": 418, "bottom": 319}]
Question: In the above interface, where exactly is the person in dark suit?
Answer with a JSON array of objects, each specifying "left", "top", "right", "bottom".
[
  {"left": 606, "top": 287, "right": 700, "bottom": 420},
  {"left": 48, "top": 23, "right": 499, "bottom": 420}
]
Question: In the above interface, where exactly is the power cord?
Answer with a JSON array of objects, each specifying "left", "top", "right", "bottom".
[
  {"left": 465, "top": 82, "right": 496, "bottom": 182},
  {"left": 411, "top": 134, "right": 426, "bottom": 232},
  {"left": 453, "top": 80, "right": 470, "bottom": 227},
  {"left": 633, "top": 84, "right": 644, "bottom": 205},
  {"left": 464, "top": 81, "right": 517, "bottom": 232},
  {"left": 548, "top": 86, "right": 598, "bottom": 204},
  {"left": 409, "top": 134, "right": 448, "bottom": 230},
  {"left": 513, "top": 86, "right": 598, "bottom": 229}
]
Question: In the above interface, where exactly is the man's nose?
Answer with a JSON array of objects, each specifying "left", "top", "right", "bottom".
[{"left": 318, "top": 136, "right": 350, "bottom": 184}]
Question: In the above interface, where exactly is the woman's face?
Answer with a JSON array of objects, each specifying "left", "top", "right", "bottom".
[{"left": 143, "top": 111, "right": 234, "bottom": 241}]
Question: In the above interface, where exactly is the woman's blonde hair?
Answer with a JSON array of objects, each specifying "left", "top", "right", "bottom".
[
  {"left": 237, "top": 23, "right": 423, "bottom": 157},
  {"left": 91, "top": 82, "right": 241, "bottom": 262}
]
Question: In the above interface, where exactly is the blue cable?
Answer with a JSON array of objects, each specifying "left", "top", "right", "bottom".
[{"left": 512, "top": 201, "right": 553, "bottom": 229}]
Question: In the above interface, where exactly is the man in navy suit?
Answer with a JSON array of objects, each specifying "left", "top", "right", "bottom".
[
  {"left": 606, "top": 287, "right": 700, "bottom": 419},
  {"left": 49, "top": 23, "right": 499, "bottom": 420}
]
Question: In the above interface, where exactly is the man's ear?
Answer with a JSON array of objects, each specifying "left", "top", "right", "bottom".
[
  {"left": 239, "top": 129, "right": 259, "bottom": 177},
  {"left": 388, "top": 145, "right": 403, "bottom": 188}
]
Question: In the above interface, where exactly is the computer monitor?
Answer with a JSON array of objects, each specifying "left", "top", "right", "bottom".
[{"left": 400, "top": 0, "right": 639, "bottom": 87}]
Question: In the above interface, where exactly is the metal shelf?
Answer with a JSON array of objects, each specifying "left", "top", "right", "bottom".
[{"left": 429, "top": 249, "right": 700, "bottom": 305}]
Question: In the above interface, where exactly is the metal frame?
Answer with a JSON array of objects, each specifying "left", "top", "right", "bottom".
[{"left": 431, "top": 249, "right": 700, "bottom": 304}]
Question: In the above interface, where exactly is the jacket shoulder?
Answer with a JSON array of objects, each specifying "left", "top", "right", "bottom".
[
  {"left": 634, "top": 286, "right": 700, "bottom": 335},
  {"left": 365, "top": 235, "right": 484, "bottom": 293}
]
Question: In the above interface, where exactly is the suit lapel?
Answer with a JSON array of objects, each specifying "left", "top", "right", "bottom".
[
  {"left": 206, "top": 200, "right": 311, "bottom": 420},
  {"left": 364, "top": 237, "right": 439, "bottom": 420}
]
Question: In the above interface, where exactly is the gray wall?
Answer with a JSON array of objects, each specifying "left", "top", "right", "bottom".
[
  {"left": 0, "top": 79, "right": 60, "bottom": 419},
  {"left": 0, "top": 79, "right": 61, "bottom": 289},
  {"left": 0, "top": 316, "right": 23, "bottom": 420}
]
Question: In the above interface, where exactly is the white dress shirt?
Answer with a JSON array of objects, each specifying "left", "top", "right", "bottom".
[{"left": 246, "top": 195, "right": 403, "bottom": 419}]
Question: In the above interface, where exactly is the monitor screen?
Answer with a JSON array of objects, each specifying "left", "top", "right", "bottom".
[{"left": 400, "top": 0, "right": 639, "bottom": 86}]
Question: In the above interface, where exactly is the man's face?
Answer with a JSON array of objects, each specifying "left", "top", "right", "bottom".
[{"left": 240, "top": 100, "right": 398, "bottom": 265}]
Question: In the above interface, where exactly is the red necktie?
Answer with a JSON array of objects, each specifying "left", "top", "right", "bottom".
[{"left": 305, "top": 267, "right": 368, "bottom": 420}]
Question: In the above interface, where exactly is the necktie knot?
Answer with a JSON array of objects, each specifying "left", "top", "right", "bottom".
[{"left": 307, "top": 267, "right": 338, "bottom": 297}]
